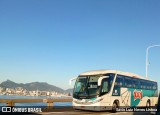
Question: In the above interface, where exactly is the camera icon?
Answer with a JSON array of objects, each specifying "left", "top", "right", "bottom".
[{"left": 2, "top": 107, "right": 11, "bottom": 112}]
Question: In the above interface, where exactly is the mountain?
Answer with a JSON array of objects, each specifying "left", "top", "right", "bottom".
[
  {"left": 1, "top": 80, "right": 20, "bottom": 88},
  {"left": 0, "top": 80, "right": 71, "bottom": 93}
]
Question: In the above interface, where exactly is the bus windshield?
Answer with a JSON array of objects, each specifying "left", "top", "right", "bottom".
[
  {"left": 73, "top": 76, "right": 100, "bottom": 98},
  {"left": 73, "top": 74, "right": 114, "bottom": 99}
]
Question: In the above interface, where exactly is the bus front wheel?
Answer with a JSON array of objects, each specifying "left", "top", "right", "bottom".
[{"left": 112, "top": 101, "right": 118, "bottom": 112}]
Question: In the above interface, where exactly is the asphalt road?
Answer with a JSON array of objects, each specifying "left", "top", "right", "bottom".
[
  {"left": 39, "top": 110, "right": 151, "bottom": 115},
  {"left": 1, "top": 109, "right": 152, "bottom": 115},
  {"left": 22, "top": 108, "right": 151, "bottom": 115}
]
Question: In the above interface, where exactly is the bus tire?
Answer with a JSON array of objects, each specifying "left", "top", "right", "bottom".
[
  {"left": 146, "top": 100, "right": 151, "bottom": 108},
  {"left": 112, "top": 101, "right": 118, "bottom": 113}
]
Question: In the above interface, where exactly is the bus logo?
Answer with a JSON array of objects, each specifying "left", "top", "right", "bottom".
[{"left": 133, "top": 90, "right": 142, "bottom": 101}]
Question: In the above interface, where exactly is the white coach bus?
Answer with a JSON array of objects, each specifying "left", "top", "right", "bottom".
[{"left": 71, "top": 70, "right": 158, "bottom": 111}]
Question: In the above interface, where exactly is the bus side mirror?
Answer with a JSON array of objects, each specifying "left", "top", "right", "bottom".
[
  {"left": 98, "top": 76, "right": 109, "bottom": 86},
  {"left": 69, "top": 77, "right": 77, "bottom": 85}
]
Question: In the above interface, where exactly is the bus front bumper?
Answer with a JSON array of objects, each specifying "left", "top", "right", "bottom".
[{"left": 73, "top": 102, "right": 112, "bottom": 111}]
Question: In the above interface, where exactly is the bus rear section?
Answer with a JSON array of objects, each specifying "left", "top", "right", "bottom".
[{"left": 112, "top": 74, "right": 158, "bottom": 108}]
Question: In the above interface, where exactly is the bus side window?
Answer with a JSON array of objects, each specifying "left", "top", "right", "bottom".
[
  {"left": 146, "top": 82, "right": 149, "bottom": 89},
  {"left": 101, "top": 79, "right": 109, "bottom": 94},
  {"left": 140, "top": 80, "right": 142, "bottom": 89},
  {"left": 146, "top": 81, "right": 152, "bottom": 90},
  {"left": 104, "top": 73, "right": 114, "bottom": 86},
  {"left": 132, "top": 79, "right": 139, "bottom": 88},
  {"left": 152, "top": 82, "right": 157, "bottom": 90},
  {"left": 140, "top": 80, "right": 146, "bottom": 89},
  {"left": 115, "top": 75, "right": 123, "bottom": 87},
  {"left": 124, "top": 77, "right": 132, "bottom": 88},
  {"left": 149, "top": 82, "right": 152, "bottom": 89}
]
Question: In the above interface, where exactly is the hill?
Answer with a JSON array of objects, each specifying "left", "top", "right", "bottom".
[{"left": 0, "top": 80, "right": 72, "bottom": 93}]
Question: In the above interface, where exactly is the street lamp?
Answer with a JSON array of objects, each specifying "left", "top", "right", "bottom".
[{"left": 146, "top": 45, "right": 160, "bottom": 78}]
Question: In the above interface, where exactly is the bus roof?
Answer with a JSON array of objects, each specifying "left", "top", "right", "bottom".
[{"left": 79, "top": 69, "right": 156, "bottom": 82}]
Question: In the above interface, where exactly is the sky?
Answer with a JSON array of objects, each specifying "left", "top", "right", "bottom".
[{"left": 0, "top": 0, "right": 160, "bottom": 90}]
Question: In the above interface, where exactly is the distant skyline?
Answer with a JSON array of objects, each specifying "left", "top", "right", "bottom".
[{"left": 0, "top": 0, "right": 160, "bottom": 89}]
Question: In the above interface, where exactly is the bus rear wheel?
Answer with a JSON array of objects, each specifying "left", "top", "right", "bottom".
[{"left": 146, "top": 100, "right": 151, "bottom": 108}]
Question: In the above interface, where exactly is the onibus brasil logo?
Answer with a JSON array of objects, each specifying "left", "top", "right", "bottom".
[{"left": 133, "top": 90, "right": 143, "bottom": 101}]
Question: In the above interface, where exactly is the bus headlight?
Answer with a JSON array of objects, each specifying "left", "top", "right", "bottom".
[
  {"left": 73, "top": 98, "right": 103, "bottom": 104},
  {"left": 88, "top": 98, "right": 103, "bottom": 104},
  {"left": 94, "top": 98, "right": 103, "bottom": 103}
]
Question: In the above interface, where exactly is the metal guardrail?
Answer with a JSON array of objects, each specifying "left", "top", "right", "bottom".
[{"left": 0, "top": 98, "right": 73, "bottom": 108}]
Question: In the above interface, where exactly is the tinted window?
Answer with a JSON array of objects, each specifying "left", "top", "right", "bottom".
[
  {"left": 104, "top": 73, "right": 115, "bottom": 87},
  {"left": 146, "top": 81, "right": 152, "bottom": 90},
  {"left": 124, "top": 77, "right": 132, "bottom": 88},
  {"left": 101, "top": 79, "right": 109, "bottom": 94},
  {"left": 100, "top": 74, "right": 115, "bottom": 95},
  {"left": 140, "top": 80, "right": 146, "bottom": 89},
  {"left": 132, "top": 78, "right": 139, "bottom": 88},
  {"left": 152, "top": 82, "right": 157, "bottom": 90},
  {"left": 115, "top": 75, "right": 124, "bottom": 87}
]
